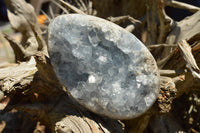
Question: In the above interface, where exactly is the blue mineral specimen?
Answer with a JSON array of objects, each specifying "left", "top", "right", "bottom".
[{"left": 48, "top": 14, "right": 160, "bottom": 119}]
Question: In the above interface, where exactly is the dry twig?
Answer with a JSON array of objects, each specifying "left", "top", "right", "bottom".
[
  {"left": 107, "top": 15, "right": 141, "bottom": 32},
  {"left": 159, "top": 69, "right": 187, "bottom": 76},
  {"left": 49, "top": 5, "right": 55, "bottom": 19},
  {"left": 164, "top": 0, "right": 200, "bottom": 13},
  {"left": 178, "top": 40, "right": 200, "bottom": 79},
  {"left": 147, "top": 44, "right": 177, "bottom": 49},
  {"left": 50, "top": 0, "right": 69, "bottom": 14},
  {"left": 58, "top": 0, "right": 86, "bottom": 14},
  {"left": 107, "top": 15, "right": 141, "bottom": 25}
]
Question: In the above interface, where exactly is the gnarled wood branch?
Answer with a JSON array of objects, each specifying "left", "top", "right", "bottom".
[
  {"left": 0, "top": 57, "right": 37, "bottom": 93},
  {"left": 4, "top": 0, "right": 48, "bottom": 58}
]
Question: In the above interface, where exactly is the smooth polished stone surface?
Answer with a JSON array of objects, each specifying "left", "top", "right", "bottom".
[{"left": 48, "top": 14, "right": 160, "bottom": 119}]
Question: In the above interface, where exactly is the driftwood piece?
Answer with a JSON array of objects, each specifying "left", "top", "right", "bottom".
[
  {"left": 0, "top": 57, "right": 37, "bottom": 93},
  {"left": 178, "top": 40, "right": 200, "bottom": 79},
  {"left": 157, "top": 10, "right": 200, "bottom": 68},
  {"left": 160, "top": 39, "right": 200, "bottom": 97},
  {"left": 155, "top": 10, "right": 200, "bottom": 66},
  {"left": 161, "top": 39, "right": 200, "bottom": 73},
  {"left": 166, "top": 10, "right": 200, "bottom": 44},
  {"left": 4, "top": 0, "right": 48, "bottom": 58},
  {"left": 145, "top": 1, "right": 200, "bottom": 67}
]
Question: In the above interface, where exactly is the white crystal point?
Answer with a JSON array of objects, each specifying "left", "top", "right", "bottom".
[{"left": 48, "top": 14, "right": 160, "bottom": 119}]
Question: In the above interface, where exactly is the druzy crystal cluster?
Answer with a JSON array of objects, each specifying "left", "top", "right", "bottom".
[{"left": 48, "top": 14, "right": 160, "bottom": 119}]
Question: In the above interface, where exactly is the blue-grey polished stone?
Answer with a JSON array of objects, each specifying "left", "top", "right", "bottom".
[{"left": 48, "top": 14, "right": 160, "bottom": 119}]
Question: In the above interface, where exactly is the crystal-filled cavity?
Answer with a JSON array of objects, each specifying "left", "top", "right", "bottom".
[{"left": 48, "top": 14, "right": 160, "bottom": 119}]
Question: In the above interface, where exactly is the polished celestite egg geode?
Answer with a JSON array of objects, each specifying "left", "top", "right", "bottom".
[{"left": 48, "top": 14, "right": 160, "bottom": 119}]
